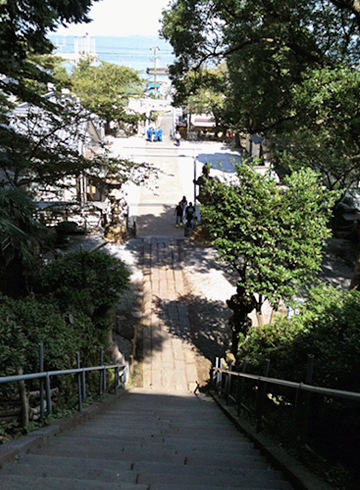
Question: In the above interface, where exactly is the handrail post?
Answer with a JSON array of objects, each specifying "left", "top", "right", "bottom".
[
  {"left": 302, "top": 354, "right": 314, "bottom": 444},
  {"left": 103, "top": 366, "right": 107, "bottom": 392},
  {"left": 82, "top": 367, "right": 86, "bottom": 401},
  {"left": 45, "top": 374, "right": 52, "bottom": 416},
  {"left": 213, "top": 358, "right": 218, "bottom": 388},
  {"left": 256, "top": 359, "right": 270, "bottom": 433},
  {"left": 113, "top": 355, "right": 118, "bottom": 392},
  {"left": 76, "top": 352, "right": 82, "bottom": 411},
  {"left": 225, "top": 361, "right": 233, "bottom": 404},
  {"left": 99, "top": 347, "right": 104, "bottom": 395},
  {"left": 39, "top": 343, "right": 45, "bottom": 423},
  {"left": 236, "top": 358, "right": 247, "bottom": 415},
  {"left": 216, "top": 358, "right": 222, "bottom": 392}
]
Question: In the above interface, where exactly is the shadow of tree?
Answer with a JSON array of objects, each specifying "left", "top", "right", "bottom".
[
  {"left": 134, "top": 204, "right": 188, "bottom": 237},
  {"left": 152, "top": 292, "right": 231, "bottom": 362}
]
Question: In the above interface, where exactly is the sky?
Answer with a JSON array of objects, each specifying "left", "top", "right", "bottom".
[{"left": 54, "top": 0, "right": 172, "bottom": 37}]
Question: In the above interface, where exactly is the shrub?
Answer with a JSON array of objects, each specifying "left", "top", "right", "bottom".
[
  {"left": 238, "top": 285, "right": 360, "bottom": 391},
  {"left": 34, "top": 250, "right": 130, "bottom": 319}
]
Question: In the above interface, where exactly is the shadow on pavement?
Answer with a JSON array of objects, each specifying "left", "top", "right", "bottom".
[
  {"left": 135, "top": 204, "right": 190, "bottom": 237},
  {"left": 151, "top": 293, "right": 231, "bottom": 363}
]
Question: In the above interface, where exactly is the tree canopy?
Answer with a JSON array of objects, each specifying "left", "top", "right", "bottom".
[
  {"left": 68, "top": 57, "right": 145, "bottom": 134},
  {"left": 0, "top": 0, "right": 101, "bottom": 190},
  {"left": 161, "top": 0, "right": 360, "bottom": 190},
  {"left": 200, "top": 163, "right": 338, "bottom": 326}
]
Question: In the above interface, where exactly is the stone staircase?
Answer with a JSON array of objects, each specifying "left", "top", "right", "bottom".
[{"left": 0, "top": 388, "right": 294, "bottom": 490}]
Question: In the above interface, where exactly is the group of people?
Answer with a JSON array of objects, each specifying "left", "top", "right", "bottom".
[
  {"left": 146, "top": 126, "right": 163, "bottom": 142},
  {"left": 174, "top": 196, "right": 195, "bottom": 234}
]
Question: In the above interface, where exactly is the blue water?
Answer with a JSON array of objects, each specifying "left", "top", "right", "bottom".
[{"left": 48, "top": 35, "right": 174, "bottom": 79}]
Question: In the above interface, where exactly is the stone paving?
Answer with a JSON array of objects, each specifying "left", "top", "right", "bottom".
[
  {"left": 117, "top": 115, "right": 202, "bottom": 393},
  {"left": 142, "top": 237, "right": 198, "bottom": 392}
]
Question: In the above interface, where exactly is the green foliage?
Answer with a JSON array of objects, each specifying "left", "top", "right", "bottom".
[
  {"left": 34, "top": 250, "right": 130, "bottom": 319},
  {"left": 68, "top": 57, "right": 144, "bottom": 132},
  {"left": 0, "top": 250, "right": 129, "bottom": 404},
  {"left": 0, "top": 0, "right": 101, "bottom": 187},
  {"left": 0, "top": 188, "right": 50, "bottom": 296},
  {"left": 238, "top": 285, "right": 360, "bottom": 392},
  {"left": 161, "top": 0, "right": 360, "bottom": 189},
  {"left": 169, "top": 64, "right": 229, "bottom": 129},
  {"left": 0, "top": 294, "right": 100, "bottom": 378},
  {"left": 201, "top": 163, "right": 337, "bottom": 313}
]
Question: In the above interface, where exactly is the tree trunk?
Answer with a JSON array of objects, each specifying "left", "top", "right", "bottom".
[
  {"left": 256, "top": 310, "right": 264, "bottom": 326},
  {"left": 255, "top": 296, "right": 264, "bottom": 326}
]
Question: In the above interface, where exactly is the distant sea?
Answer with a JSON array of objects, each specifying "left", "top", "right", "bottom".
[{"left": 48, "top": 35, "right": 174, "bottom": 80}]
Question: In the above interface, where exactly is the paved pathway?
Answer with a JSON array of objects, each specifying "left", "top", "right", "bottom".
[
  {"left": 111, "top": 119, "right": 242, "bottom": 393},
  {"left": 142, "top": 237, "right": 198, "bottom": 392},
  {"left": 117, "top": 115, "right": 201, "bottom": 392}
]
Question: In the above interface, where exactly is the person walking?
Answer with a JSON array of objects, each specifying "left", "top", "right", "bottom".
[
  {"left": 158, "top": 127, "right": 163, "bottom": 142},
  {"left": 180, "top": 195, "right": 187, "bottom": 220},
  {"left": 174, "top": 202, "right": 183, "bottom": 227},
  {"left": 185, "top": 202, "right": 195, "bottom": 236},
  {"left": 175, "top": 130, "right": 181, "bottom": 146}
]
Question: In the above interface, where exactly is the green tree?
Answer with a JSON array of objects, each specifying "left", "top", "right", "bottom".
[
  {"left": 0, "top": 0, "right": 105, "bottom": 189},
  {"left": 200, "top": 162, "right": 337, "bottom": 353},
  {"left": 0, "top": 188, "right": 48, "bottom": 296},
  {"left": 170, "top": 64, "right": 229, "bottom": 131},
  {"left": 161, "top": 0, "right": 360, "bottom": 189},
  {"left": 69, "top": 57, "right": 144, "bottom": 134}
]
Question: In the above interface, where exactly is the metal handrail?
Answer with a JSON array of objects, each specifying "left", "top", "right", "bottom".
[
  {"left": 212, "top": 355, "right": 360, "bottom": 447},
  {"left": 0, "top": 344, "right": 128, "bottom": 424},
  {"left": 0, "top": 364, "right": 125, "bottom": 385},
  {"left": 212, "top": 367, "right": 360, "bottom": 402}
]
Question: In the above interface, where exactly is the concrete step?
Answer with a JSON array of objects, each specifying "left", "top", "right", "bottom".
[
  {"left": 0, "top": 390, "right": 295, "bottom": 490},
  {"left": 150, "top": 485, "right": 293, "bottom": 490},
  {"left": 28, "top": 443, "right": 260, "bottom": 465},
  {"left": 131, "top": 460, "right": 275, "bottom": 475},
  {"left": 72, "top": 415, "right": 235, "bottom": 427},
  {"left": 136, "top": 468, "right": 292, "bottom": 488},
  {"left": 1, "top": 475, "right": 148, "bottom": 490},
  {"left": 58, "top": 427, "right": 248, "bottom": 442},
  {"left": 40, "top": 435, "right": 256, "bottom": 454},
  {"left": 19, "top": 453, "right": 132, "bottom": 471},
  {"left": 1, "top": 462, "right": 136, "bottom": 483},
  {"left": 19, "top": 452, "right": 271, "bottom": 471}
]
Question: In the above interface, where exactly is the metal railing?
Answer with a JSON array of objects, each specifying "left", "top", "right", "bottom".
[
  {"left": 212, "top": 356, "right": 360, "bottom": 442},
  {"left": 0, "top": 343, "right": 127, "bottom": 425}
]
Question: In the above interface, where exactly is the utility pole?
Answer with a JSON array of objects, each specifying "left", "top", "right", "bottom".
[{"left": 150, "top": 46, "right": 160, "bottom": 97}]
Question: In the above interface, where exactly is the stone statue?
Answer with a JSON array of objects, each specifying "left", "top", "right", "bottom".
[
  {"left": 193, "top": 165, "right": 211, "bottom": 203},
  {"left": 226, "top": 285, "right": 256, "bottom": 355}
]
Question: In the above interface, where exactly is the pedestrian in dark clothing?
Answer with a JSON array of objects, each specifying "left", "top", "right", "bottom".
[
  {"left": 174, "top": 202, "right": 183, "bottom": 227},
  {"left": 185, "top": 202, "right": 195, "bottom": 234}
]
